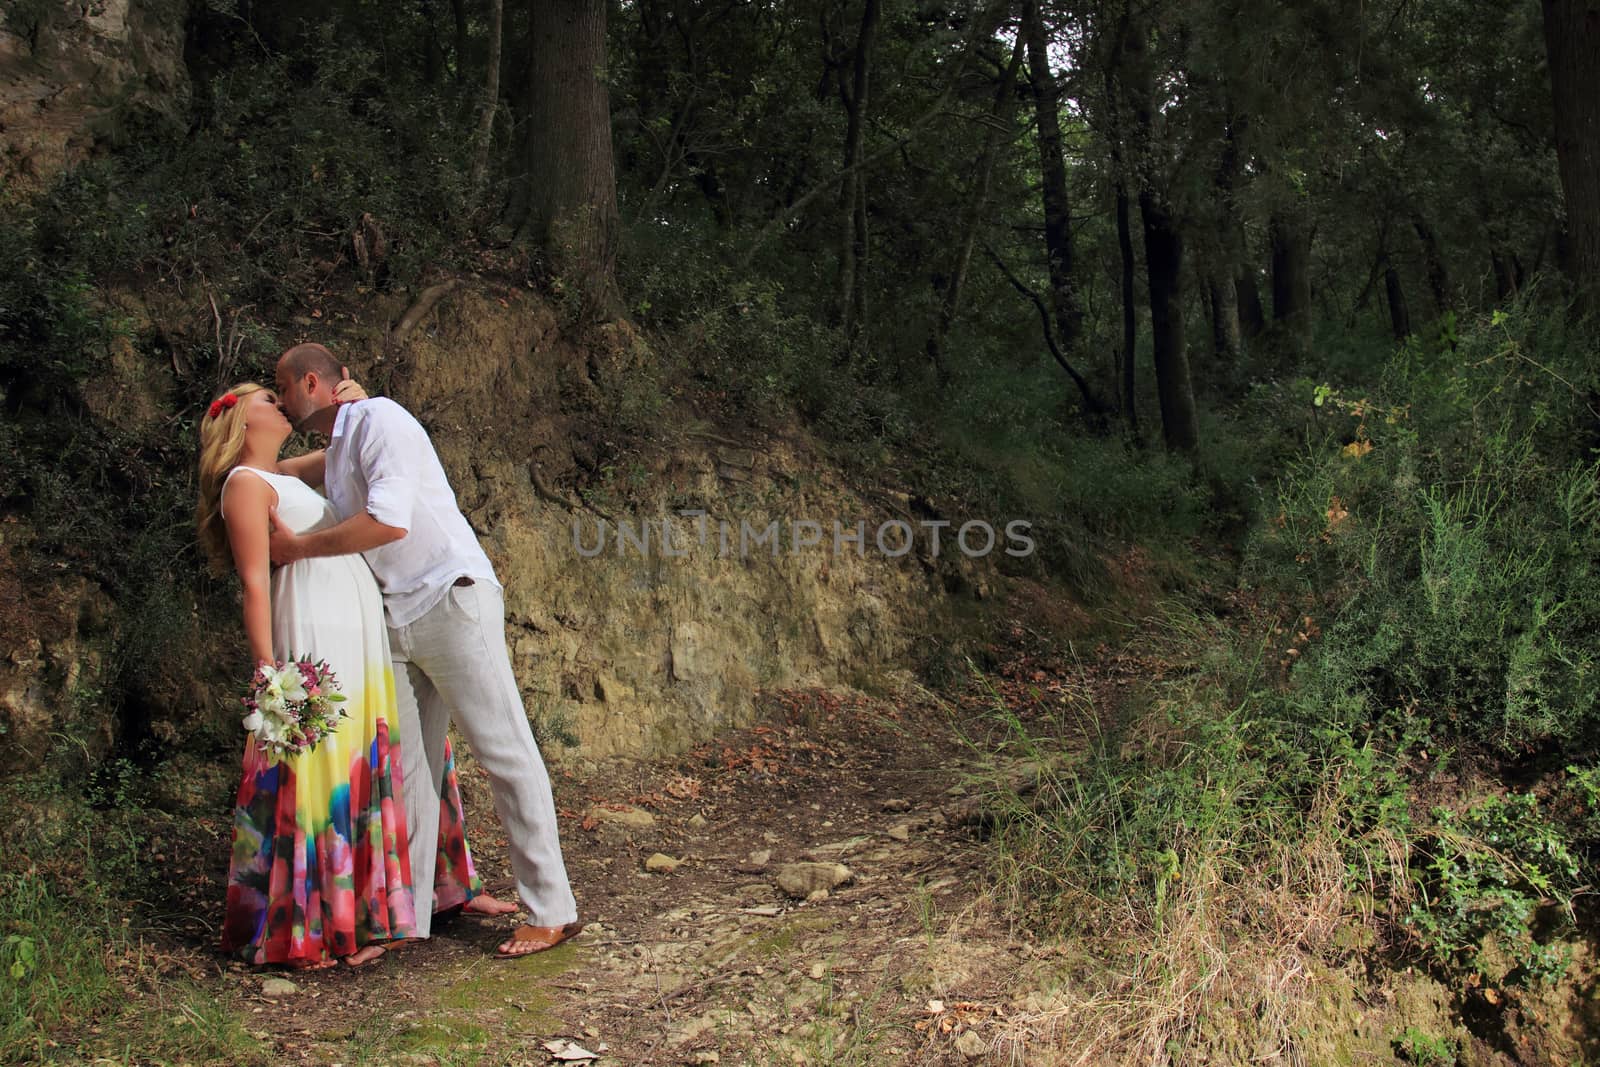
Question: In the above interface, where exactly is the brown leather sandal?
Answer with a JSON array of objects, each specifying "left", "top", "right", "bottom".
[{"left": 495, "top": 921, "right": 583, "bottom": 958}]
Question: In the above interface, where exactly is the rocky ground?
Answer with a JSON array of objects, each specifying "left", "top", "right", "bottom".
[{"left": 162, "top": 615, "right": 1102, "bottom": 1067}]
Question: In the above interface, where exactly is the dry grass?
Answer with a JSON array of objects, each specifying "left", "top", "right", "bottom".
[
  {"left": 991, "top": 798, "right": 1412, "bottom": 1065},
  {"left": 950, "top": 599, "right": 1424, "bottom": 1066}
]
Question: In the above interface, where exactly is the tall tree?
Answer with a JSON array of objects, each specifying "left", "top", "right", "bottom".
[
  {"left": 1100, "top": 30, "right": 1140, "bottom": 435},
  {"left": 926, "top": 31, "right": 1027, "bottom": 387},
  {"left": 1270, "top": 211, "right": 1313, "bottom": 356},
  {"left": 468, "top": 0, "right": 503, "bottom": 197},
  {"left": 834, "top": 0, "right": 883, "bottom": 348},
  {"left": 1411, "top": 213, "right": 1453, "bottom": 314},
  {"left": 1384, "top": 251, "right": 1412, "bottom": 340},
  {"left": 1541, "top": 0, "right": 1600, "bottom": 310},
  {"left": 1122, "top": 9, "right": 1198, "bottom": 452},
  {"left": 1205, "top": 109, "right": 1246, "bottom": 365},
  {"left": 1022, "top": 0, "right": 1084, "bottom": 360},
  {"left": 525, "top": 0, "right": 620, "bottom": 304}
]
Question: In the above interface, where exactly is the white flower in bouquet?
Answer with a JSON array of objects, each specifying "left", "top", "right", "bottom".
[
  {"left": 241, "top": 709, "right": 264, "bottom": 733},
  {"left": 277, "top": 666, "right": 309, "bottom": 705}
]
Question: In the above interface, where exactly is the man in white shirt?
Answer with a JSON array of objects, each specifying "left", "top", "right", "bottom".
[{"left": 269, "top": 343, "right": 580, "bottom": 957}]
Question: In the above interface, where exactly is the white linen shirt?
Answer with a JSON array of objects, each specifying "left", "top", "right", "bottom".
[{"left": 325, "top": 397, "right": 499, "bottom": 628}]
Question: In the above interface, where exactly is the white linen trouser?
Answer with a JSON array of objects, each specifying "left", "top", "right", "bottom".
[{"left": 389, "top": 579, "right": 577, "bottom": 936}]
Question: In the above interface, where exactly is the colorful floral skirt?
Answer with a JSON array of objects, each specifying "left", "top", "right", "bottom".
[
  {"left": 220, "top": 715, "right": 482, "bottom": 965},
  {"left": 219, "top": 535, "right": 486, "bottom": 965}
]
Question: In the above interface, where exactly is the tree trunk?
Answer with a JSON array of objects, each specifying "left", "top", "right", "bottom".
[
  {"left": 1412, "top": 214, "right": 1452, "bottom": 314},
  {"left": 1022, "top": 0, "right": 1084, "bottom": 358},
  {"left": 1102, "top": 18, "right": 1139, "bottom": 435},
  {"left": 1208, "top": 110, "right": 1246, "bottom": 363},
  {"left": 1115, "top": 179, "right": 1138, "bottom": 435},
  {"left": 468, "top": 0, "right": 504, "bottom": 197},
  {"left": 525, "top": 0, "right": 620, "bottom": 306},
  {"left": 836, "top": 0, "right": 881, "bottom": 349},
  {"left": 985, "top": 244, "right": 1104, "bottom": 418},
  {"left": 1209, "top": 273, "right": 1242, "bottom": 366},
  {"left": 1492, "top": 249, "right": 1518, "bottom": 303},
  {"left": 1542, "top": 0, "right": 1600, "bottom": 311},
  {"left": 1384, "top": 256, "right": 1411, "bottom": 340},
  {"left": 1142, "top": 195, "right": 1198, "bottom": 451},
  {"left": 452, "top": 0, "right": 468, "bottom": 83},
  {"left": 1123, "top": 11, "right": 1196, "bottom": 451},
  {"left": 926, "top": 33, "right": 1025, "bottom": 387},
  {"left": 1270, "top": 213, "right": 1312, "bottom": 356},
  {"left": 1238, "top": 262, "right": 1266, "bottom": 338},
  {"left": 420, "top": 0, "right": 446, "bottom": 84}
]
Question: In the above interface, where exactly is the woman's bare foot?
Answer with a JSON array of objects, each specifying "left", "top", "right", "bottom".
[
  {"left": 286, "top": 956, "right": 337, "bottom": 971},
  {"left": 463, "top": 892, "right": 519, "bottom": 917},
  {"left": 342, "top": 938, "right": 419, "bottom": 969}
]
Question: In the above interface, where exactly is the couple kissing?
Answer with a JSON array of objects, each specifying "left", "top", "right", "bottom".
[{"left": 195, "top": 342, "right": 580, "bottom": 969}]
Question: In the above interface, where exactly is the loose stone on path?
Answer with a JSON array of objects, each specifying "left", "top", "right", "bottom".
[
  {"left": 585, "top": 804, "right": 656, "bottom": 830},
  {"left": 775, "top": 862, "right": 853, "bottom": 899},
  {"left": 956, "top": 1029, "right": 989, "bottom": 1058}
]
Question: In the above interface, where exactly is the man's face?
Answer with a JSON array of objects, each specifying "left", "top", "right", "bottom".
[{"left": 274, "top": 362, "right": 319, "bottom": 426}]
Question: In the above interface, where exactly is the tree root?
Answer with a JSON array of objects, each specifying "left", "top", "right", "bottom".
[{"left": 387, "top": 279, "right": 460, "bottom": 353}]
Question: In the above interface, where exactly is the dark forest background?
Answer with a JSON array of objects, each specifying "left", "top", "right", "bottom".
[{"left": 5, "top": 0, "right": 1600, "bottom": 1060}]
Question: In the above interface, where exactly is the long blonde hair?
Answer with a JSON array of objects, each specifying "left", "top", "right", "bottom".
[{"left": 195, "top": 382, "right": 267, "bottom": 575}]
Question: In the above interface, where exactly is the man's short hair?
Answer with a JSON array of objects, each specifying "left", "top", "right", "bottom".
[{"left": 279, "top": 342, "right": 343, "bottom": 383}]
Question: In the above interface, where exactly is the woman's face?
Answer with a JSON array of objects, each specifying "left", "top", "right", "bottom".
[{"left": 244, "top": 388, "right": 293, "bottom": 445}]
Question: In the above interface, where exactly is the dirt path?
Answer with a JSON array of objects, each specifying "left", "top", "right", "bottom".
[{"left": 203, "top": 670, "right": 1071, "bottom": 1067}]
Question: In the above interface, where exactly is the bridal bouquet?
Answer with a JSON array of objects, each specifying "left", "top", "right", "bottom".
[{"left": 240, "top": 658, "right": 348, "bottom": 760}]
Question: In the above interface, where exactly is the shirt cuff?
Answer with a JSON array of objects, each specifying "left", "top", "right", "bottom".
[{"left": 365, "top": 482, "right": 413, "bottom": 531}]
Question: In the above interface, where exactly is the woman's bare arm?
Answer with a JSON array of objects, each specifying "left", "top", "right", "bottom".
[{"left": 222, "top": 473, "right": 278, "bottom": 667}]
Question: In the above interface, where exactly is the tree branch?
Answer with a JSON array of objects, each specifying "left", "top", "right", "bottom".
[{"left": 982, "top": 241, "right": 1101, "bottom": 414}]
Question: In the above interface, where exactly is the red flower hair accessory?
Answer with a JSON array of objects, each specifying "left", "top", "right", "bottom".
[{"left": 207, "top": 393, "right": 239, "bottom": 419}]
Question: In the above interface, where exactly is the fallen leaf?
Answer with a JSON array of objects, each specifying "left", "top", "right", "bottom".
[
  {"left": 542, "top": 1038, "right": 598, "bottom": 1061},
  {"left": 1325, "top": 496, "right": 1350, "bottom": 529}
]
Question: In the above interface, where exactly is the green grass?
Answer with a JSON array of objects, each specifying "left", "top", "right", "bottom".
[{"left": 0, "top": 865, "right": 263, "bottom": 1065}]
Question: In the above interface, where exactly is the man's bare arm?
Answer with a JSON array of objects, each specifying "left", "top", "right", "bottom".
[
  {"left": 277, "top": 449, "right": 326, "bottom": 489},
  {"left": 269, "top": 508, "right": 405, "bottom": 564}
]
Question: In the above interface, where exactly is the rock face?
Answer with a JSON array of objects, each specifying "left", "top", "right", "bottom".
[
  {"left": 0, "top": 559, "right": 117, "bottom": 772},
  {"left": 2, "top": 276, "right": 980, "bottom": 772},
  {"left": 350, "top": 285, "right": 956, "bottom": 762},
  {"left": 0, "top": 0, "right": 190, "bottom": 191}
]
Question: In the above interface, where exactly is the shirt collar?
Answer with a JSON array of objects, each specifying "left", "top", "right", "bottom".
[{"left": 330, "top": 401, "right": 352, "bottom": 440}]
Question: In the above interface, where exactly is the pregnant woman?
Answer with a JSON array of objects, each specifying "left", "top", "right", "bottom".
[{"left": 196, "top": 383, "right": 509, "bottom": 969}]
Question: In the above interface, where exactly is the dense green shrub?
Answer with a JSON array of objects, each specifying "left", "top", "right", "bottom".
[
  {"left": 1245, "top": 299, "right": 1600, "bottom": 756},
  {"left": 1405, "top": 793, "right": 1580, "bottom": 985}
]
